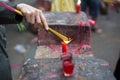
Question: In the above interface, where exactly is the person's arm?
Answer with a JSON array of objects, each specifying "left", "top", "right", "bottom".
[{"left": 0, "top": 1, "right": 23, "bottom": 24}]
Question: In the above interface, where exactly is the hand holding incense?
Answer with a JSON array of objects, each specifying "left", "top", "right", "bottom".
[{"left": 0, "top": 2, "right": 72, "bottom": 44}]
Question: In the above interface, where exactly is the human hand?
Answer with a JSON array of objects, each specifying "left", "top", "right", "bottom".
[{"left": 16, "top": 3, "right": 49, "bottom": 30}]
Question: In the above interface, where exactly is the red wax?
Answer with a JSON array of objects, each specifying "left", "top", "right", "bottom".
[
  {"left": 63, "top": 61, "right": 74, "bottom": 77},
  {"left": 88, "top": 19, "right": 96, "bottom": 26},
  {"left": 61, "top": 42, "right": 67, "bottom": 53}
]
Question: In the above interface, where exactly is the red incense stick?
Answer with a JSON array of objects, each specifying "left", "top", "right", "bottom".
[{"left": 0, "top": 2, "right": 23, "bottom": 16}]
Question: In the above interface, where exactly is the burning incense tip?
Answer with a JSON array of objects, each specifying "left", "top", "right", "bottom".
[{"left": 63, "top": 38, "right": 72, "bottom": 44}]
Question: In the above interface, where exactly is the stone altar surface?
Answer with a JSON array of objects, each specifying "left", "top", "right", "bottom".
[{"left": 19, "top": 54, "right": 116, "bottom": 80}]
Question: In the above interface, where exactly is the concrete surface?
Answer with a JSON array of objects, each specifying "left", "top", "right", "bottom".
[
  {"left": 92, "top": 10, "right": 120, "bottom": 72},
  {"left": 5, "top": 8, "right": 120, "bottom": 80}
]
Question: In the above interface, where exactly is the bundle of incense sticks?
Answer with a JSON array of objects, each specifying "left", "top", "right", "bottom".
[{"left": 0, "top": 2, "right": 72, "bottom": 44}]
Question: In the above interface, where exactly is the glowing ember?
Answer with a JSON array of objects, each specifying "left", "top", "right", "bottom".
[
  {"left": 64, "top": 41, "right": 71, "bottom": 44},
  {"left": 63, "top": 38, "right": 72, "bottom": 44}
]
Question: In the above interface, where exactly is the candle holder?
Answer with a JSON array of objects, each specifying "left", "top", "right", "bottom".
[{"left": 61, "top": 52, "right": 74, "bottom": 77}]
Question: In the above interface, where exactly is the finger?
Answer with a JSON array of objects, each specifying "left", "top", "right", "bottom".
[
  {"left": 30, "top": 11, "right": 36, "bottom": 24},
  {"left": 35, "top": 10, "right": 41, "bottom": 24},
  {"left": 21, "top": 8, "right": 31, "bottom": 23},
  {"left": 40, "top": 12, "right": 49, "bottom": 30},
  {"left": 25, "top": 14, "right": 32, "bottom": 23},
  {"left": 25, "top": 8, "right": 37, "bottom": 24},
  {"left": 21, "top": 6, "right": 36, "bottom": 24}
]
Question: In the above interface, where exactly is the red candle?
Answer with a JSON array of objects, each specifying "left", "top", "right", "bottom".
[
  {"left": 61, "top": 42, "right": 74, "bottom": 77},
  {"left": 61, "top": 42, "right": 67, "bottom": 53},
  {"left": 76, "top": 0, "right": 81, "bottom": 13}
]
